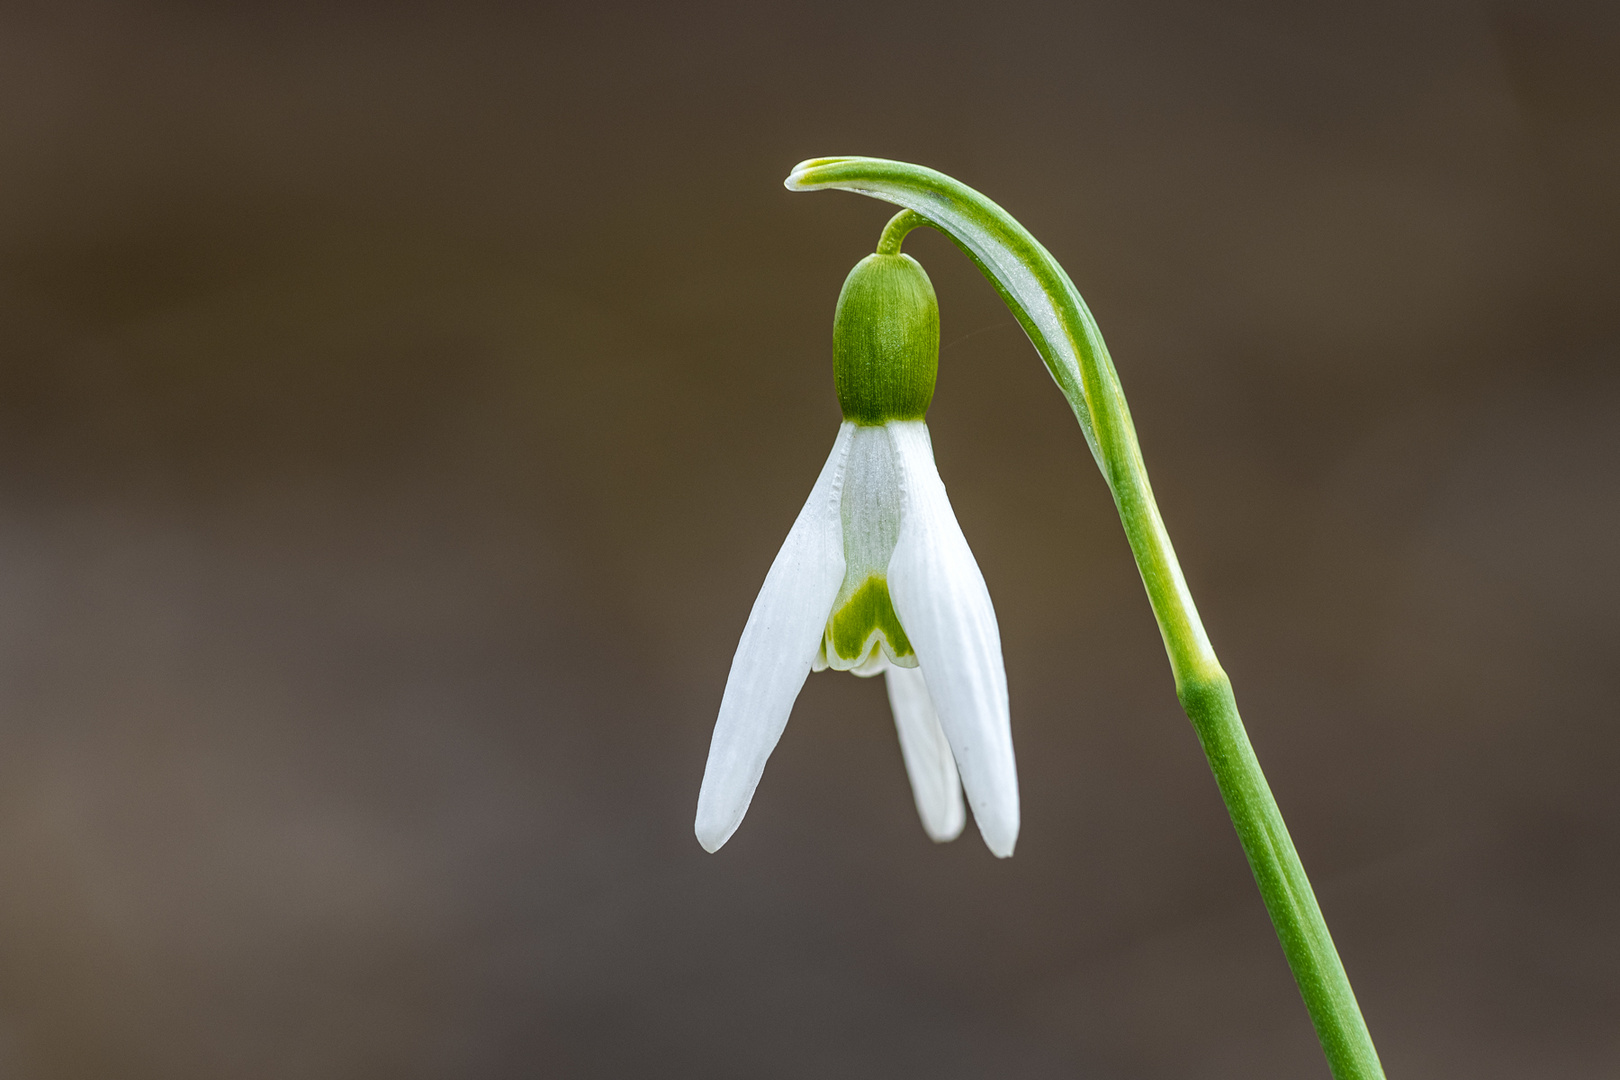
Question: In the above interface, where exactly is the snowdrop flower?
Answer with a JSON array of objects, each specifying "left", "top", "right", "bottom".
[{"left": 696, "top": 245, "right": 1019, "bottom": 857}]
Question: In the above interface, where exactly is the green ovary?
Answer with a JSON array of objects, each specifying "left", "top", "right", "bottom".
[{"left": 828, "top": 575, "right": 913, "bottom": 663}]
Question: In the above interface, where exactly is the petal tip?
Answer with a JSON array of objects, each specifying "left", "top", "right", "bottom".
[
  {"left": 977, "top": 811, "right": 1020, "bottom": 859},
  {"left": 694, "top": 815, "right": 734, "bottom": 854},
  {"left": 694, "top": 789, "right": 744, "bottom": 854}
]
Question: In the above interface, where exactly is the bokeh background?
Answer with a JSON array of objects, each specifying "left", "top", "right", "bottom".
[{"left": 0, "top": 0, "right": 1616, "bottom": 1076}]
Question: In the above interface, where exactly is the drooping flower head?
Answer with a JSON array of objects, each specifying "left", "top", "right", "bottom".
[{"left": 696, "top": 234, "right": 1018, "bottom": 857}]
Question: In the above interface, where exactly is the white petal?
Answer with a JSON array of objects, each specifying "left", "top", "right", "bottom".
[
  {"left": 885, "top": 664, "right": 966, "bottom": 842},
  {"left": 850, "top": 651, "right": 890, "bottom": 678},
  {"left": 885, "top": 421, "right": 1020, "bottom": 857},
  {"left": 695, "top": 423, "right": 854, "bottom": 853}
]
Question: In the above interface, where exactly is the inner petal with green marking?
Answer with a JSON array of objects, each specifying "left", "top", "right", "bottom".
[
  {"left": 825, "top": 574, "right": 914, "bottom": 671},
  {"left": 815, "top": 424, "right": 917, "bottom": 675}
]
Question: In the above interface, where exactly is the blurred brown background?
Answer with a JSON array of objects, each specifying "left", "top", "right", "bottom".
[{"left": 0, "top": 0, "right": 1615, "bottom": 1076}]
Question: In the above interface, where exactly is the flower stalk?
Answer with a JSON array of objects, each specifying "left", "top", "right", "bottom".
[{"left": 786, "top": 157, "right": 1385, "bottom": 1080}]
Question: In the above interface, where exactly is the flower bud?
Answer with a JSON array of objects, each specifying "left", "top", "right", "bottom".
[{"left": 833, "top": 253, "right": 939, "bottom": 424}]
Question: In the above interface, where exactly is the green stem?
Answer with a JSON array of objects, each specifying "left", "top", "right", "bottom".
[
  {"left": 789, "top": 158, "right": 1385, "bottom": 1080},
  {"left": 876, "top": 208, "right": 929, "bottom": 255}
]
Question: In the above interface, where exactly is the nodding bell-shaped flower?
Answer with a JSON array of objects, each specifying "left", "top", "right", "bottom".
[{"left": 696, "top": 247, "right": 1019, "bottom": 857}]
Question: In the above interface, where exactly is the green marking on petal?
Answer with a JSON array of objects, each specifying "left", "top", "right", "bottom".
[{"left": 828, "top": 575, "right": 913, "bottom": 664}]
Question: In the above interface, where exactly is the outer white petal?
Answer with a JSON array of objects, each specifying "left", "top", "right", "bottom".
[
  {"left": 885, "top": 664, "right": 966, "bottom": 843},
  {"left": 885, "top": 421, "right": 1019, "bottom": 857},
  {"left": 695, "top": 423, "right": 854, "bottom": 852}
]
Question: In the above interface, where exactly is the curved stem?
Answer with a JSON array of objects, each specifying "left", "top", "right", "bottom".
[
  {"left": 787, "top": 157, "right": 1385, "bottom": 1080},
  {"left": 876, "top": 208, "right": 929, "bottom": 255}
]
